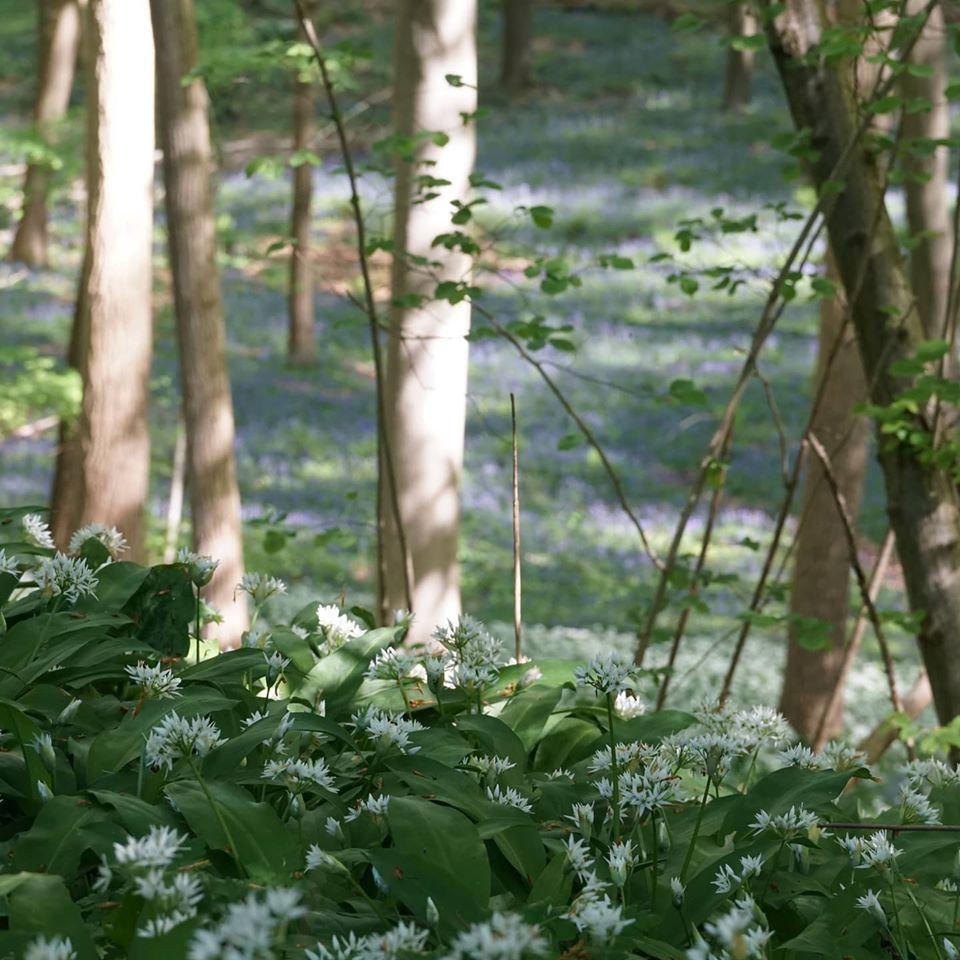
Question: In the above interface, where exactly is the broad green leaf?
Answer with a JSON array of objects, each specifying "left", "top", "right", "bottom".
[
  {"left": 165, "top": 779, "right": 297, "bottom": 882},
  {"left": 498, "top": 685, "right": 563, "bottom": 752}
]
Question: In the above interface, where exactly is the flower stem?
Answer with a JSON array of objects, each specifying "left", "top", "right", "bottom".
[
  {"left": 188, "top": 758, "right": 246, "bottom": 878},
  {"left": 680, "top": 775, "right": 711, "bottom": 882},
  {"left": 606, "top": 693, "right": 621, "bottom": 839},
  {"left": 650, "top": 811, "right": 659, "bottom": 907}
]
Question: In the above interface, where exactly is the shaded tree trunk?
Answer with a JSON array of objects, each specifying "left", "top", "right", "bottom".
[
  {"left": 51, "top": 0, "right": 154, "bottom": 558},
  {"left": 722, "top": 2, "right": 756, "bottom": 111},
  {"left": 501, "top": 0, "right": 533, "bottom": 93},
  {"left": 10, "top": 0, "right": 82, "bottom": 267},
  {"left": 385, "top": 0, "right": 477, "bottom": 643},
  {"left": 152, "top": 0, "right": 248, "bottom": 647},
  {"left": 780, "top": 254, "right": 869, "bottom": 741},
  {"left": 902, "top": 0, "right": 951, "bottom": 341},
  {"left": 767, "top": 1, "right": 960, "bottom": 726},
  {"left": 287, "top": 26, "right": 316, "bottom": 365}
]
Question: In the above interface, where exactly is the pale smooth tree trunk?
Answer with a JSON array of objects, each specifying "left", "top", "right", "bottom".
[
  {"left": 902, "top": 0, "right": 951, "bottom": 341},
  {"left": 10, "top": 0, "right": 82, "bottom": 266},
  {"left": 152, "top": 0, "right": 248, "bottom": 646},
  {"left": 722, "top": 2, "right": 756, "bottom": 111},
  {"left": 385, "top": 0, "right": 477, "bottom": 643},
  {"left": 780, "top": 255, "right": 870, "bottom": 741},
  {"left": 50, "top": 0, "right": 154, "bottom": 559},
  {"left": 287, "top": 29, "right": 316, "bottom": 365},
  {"left": 501, "top": 0, "right": 533, "bottom": 93},
  {"left": 768, "top": 0, "right": 960, "bottom": 726}
]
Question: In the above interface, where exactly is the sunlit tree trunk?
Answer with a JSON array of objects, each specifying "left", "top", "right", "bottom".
[
  {"left": 152, "top": 0, "right": 248, "bottom": 646},
  {"left": 51, "top": 0, "right": 154, "bottom": 558},
  {"left": 501, "top": 0, "right": 533, "bottom": 93},
  {"left": 902, "top": 0, "right": 950, "bottom": 341},
  {"left": 722, "top": 2, "right": 756, "bottom": 111},
  {"left": 768, "top": 0, "right": 960, "bottom": 726},
  {"left": 287, "top": 25, "right": 316, "bottom": 365},
  {"left": 780, "top": 255, "right": 869, "bottom": 741},
  {"left": 10, "top": 0, "right": 82, "bottom": 267},
  {"left": 385, "top": 0, "right": 477, "bottom": 643}
]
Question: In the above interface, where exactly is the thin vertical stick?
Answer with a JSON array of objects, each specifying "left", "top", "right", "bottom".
[
  {"left": 511, "top": 393, "right": 522, "bottom": 662},
  {"left": 163, "top": 420, "right": 187, "bottom": 563},
  {"left": 294, "top": 1, "right": 412, "bottom": 617}
]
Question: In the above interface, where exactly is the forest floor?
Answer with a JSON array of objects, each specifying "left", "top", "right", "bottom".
[{"left": 0, "top": 3, "right": 922, "bottom": 738}]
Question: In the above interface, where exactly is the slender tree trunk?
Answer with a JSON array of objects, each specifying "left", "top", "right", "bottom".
[
  {"left": 152, "top": 0, "right": 248, "bottom": 647},
  {"left": 50, "top": 0, "right": 154, "bottom": 558},
  {"left": 501, "top": 0, "right": 533, "bottom": 93},
  {"left": 385, "top": 0, "right": 477, "bottom": 643},
  {"left": 767, "top": 1, "right": 960, "bottom": 726},
  {"left": 287, "top": 27, "right": 317, "bottom": 365},
  {"left": 722, "top": 2, "right": 756, "bottom": 111},
  {"left": 780, "top": 254, "right": 870, "bottom": 741},
  {"left": 10, "top": 0, "right": 82, "bottom": 267},
  {"left": 902, "top": 0, "right": 950, "bottom": 341}
]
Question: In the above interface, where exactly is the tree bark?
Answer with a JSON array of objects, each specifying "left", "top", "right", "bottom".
[
  {"left": 10, "top": 0, "right": 82, "bottom": 267},
  {"left": 287, "top": 27, "right": 317, "bottom": 365},
  {"left": 901, "top": 0, "right": 951, "bottom": 341},
  {"left": 50, "top": 0, "right": 154, "bottom": 559},
  {"left": 767, "top": 1, "right": 960, "bottom": 726},
  {"left": 780, "top": 254, "right": 870, "bottom": 741},
  {"left": 722, "top": 2, "right": 756, "bottom": 112},
  {"left": 501, "top": 0, "right": 533, "bottom": 93},
  {"left": 385, "top": 0, "right": 477, "bottom": 643},
  {"left": 152, "top": 0, "right": 248, "bottom": 647}
]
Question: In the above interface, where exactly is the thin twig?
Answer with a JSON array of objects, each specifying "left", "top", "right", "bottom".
[
  {"left": 511, "top": 393, "right": 522, "bottom": 662},
  {"left": 820, "top": 822, "right": 960, "bottom": 833},
  {"left": 294, "top": 1, "right": 412, "bottom": 616},
  {"left": 806, "top": 432, "right": 904, "bottom": 719},
  {"left": 812, "top": 527, "right": 895, "bottom": 751},
  {"left": 474, "top": 302, "right": 663, "bottom": 570}
]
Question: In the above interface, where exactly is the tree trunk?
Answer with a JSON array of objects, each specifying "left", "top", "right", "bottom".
[
  {"left": 287, "top": 27, "right": 316, "bottom": 365},
  {"left": 722, "top": 2, "right": 756, "bottom": 111},
  {"left": 152, "top": 0, "right": 248, "bottom": 647},
  {"left": 385, "top": 0, "right": 477, "bottom": 644},
  {"left": 501, "top": 0, "right": 533, "bottom": 93},
  {"left": 780, "top": 254, "right": 870, "bottom": 741},
  {"left": 10, "top": 0, "right": 82, "bottom": 267},
  {"left": 902, "top": 0, "right": 951, "bottom": 341},
  {"left": 50, "top": 0, "right": 154, "bottom": 559},
  {"left": 767, "top": 2, "right": 960, "bottom": 726}
]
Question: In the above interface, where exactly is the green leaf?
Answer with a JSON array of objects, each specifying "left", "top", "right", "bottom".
[
  {"left": 122, "top": 564, "right": 195, "bottom": 657},
  {"left": 388, "top": 796, "right": 490, "bottom": 906},
  {"left": 164, "top": 779, "right": 297, "bottom": 882},
  {"left": 529, "top": 205, "right": 554, "bottom": 229},
  {"left": 534, "top": 717, "right": 601, "bottom": 771},
  {"left": 2, "top": 874, "right": 98, "bottom": 959},
  {"left": 498, "top": 685, "right": 563, "bottom": 752},
  {"left": 557, "top": 432, "right": 586, "bottom": 451}
]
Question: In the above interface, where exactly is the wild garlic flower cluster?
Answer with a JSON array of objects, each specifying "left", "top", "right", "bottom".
[
  {"left": 144, "top": 713, "right": 225, "bottom": 771},
  {"left": 614, "top": 690, "right": 646, "bottom": 718},
  {"left": 461, "top": 753, "right": 515, "bottom": 783},
  {"left": 29, "top": 553, "right": 98, "bottom": 603},
  {"left": 21, "top": 512, "right": 55, "bottom": 549},
  {"left": 574, "top": 650, "right": 634, "bottom": 696},
  {"left": 308, "top": 920, "right": 429, "bottom": 960},
  {"left": 0, "top": 548, "right": 19, "bottom": 576},
  {"left": 189, "top": 888, "right": 305, "bottom": 960},
  {"left": 23, "top": 936, "right": 76, "bottom": 960},
  {"left": 855, "top": 831, "right": 903, "bottom": 874},
  {"left": 94, "top": 826, "right": 200, "bottom": 938},
  {"left": 712, "top": 855, "right": 765, "bottom": 895},
  {"left": 125, "top": 661, "right": 182, "bottom": 700},
  {"left": 316, "top": 603, "right": 364, "bottom": 655},
  {"left": 345, "top": 793, "right": 391, "bottom": 822},
  {"left": 688, "top": 895, "right": 771, "bottom": 960},
  {"left": 237, "top": 572, "right": 287, "bottom": 605},
  {"left": 442, "top": 912, "right": 546, "bottom": 960},
  {"left": 750, "top": 805, "right": 819, "bottom": 839},
  {"left": 560, "top": 835, "right": 633, "bottom": 943},
  {"left": 351, "top": 706, "right": 425, "bottom": 754},
  {"left": 902, "top": 757, "right": 960, "bottom": 789},
  {"left": 432, "top": 615, "right": 504, "bottom": 691},
  {"left": 366, "top": 646, "right": 427, "bottom": 683},
  {"left": 68, "top": 522, "right": 127, "bottom": 559},
  {"left": 617, "top": 756, "right": 682, "bottom": 818},
  {"left": 176, "top": 548, "right": 220, "bottom": 587},
  {"left": 663, "top": 730, "right": 750, "bottom": 783},
  {"left": 898, "top": 783, "right": 942, "bottom": 824},
  {"left": 778, "top": 740, "right": 867, "bottom": 772},
  {"left": 262, "top": 756, "right": 336, "bottom": 794},
  {"left": 486, "top": 784, "right": 534, "bottom": 813}
]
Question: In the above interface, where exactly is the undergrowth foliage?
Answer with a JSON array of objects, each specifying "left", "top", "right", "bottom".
[{"left": 0, "top": 507, "right": 959, "bottom": 959}]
